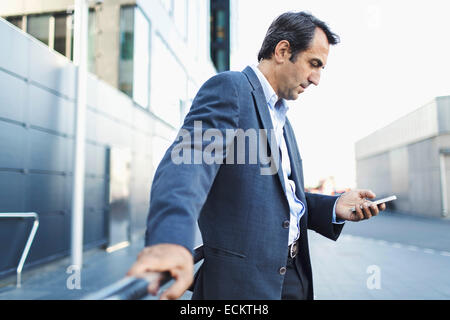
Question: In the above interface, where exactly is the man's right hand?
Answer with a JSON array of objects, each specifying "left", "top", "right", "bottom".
[{"left": 127, "top": 243, "right": 194, "bottom": 300}]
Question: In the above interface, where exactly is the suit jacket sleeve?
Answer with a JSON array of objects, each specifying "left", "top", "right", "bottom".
[
  {"left": 305, "top": 192, "right": 344, "bottom": 241},
  {"left": 145, "top": 72, "right": 240, "bottom": 254}
]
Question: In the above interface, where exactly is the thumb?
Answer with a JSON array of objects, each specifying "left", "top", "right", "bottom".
[{"left": 359, "top": 189, "right": 376, "bottom": 199}]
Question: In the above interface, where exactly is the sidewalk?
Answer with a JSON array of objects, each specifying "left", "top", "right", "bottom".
[
  {"left": 0, "top": 211, "right": 449, "bottom": 300},
  {"left": 310, "top": 232, "right": 450, "bottom": 299}
]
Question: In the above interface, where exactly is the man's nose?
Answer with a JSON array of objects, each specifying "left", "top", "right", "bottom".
[{"left": 308, "top": 70, "right": 321, "bottom": 86}]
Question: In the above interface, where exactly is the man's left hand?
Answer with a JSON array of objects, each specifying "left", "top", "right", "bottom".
[{"left": 335, "top": 189, "right": 386, "bottom": 222}]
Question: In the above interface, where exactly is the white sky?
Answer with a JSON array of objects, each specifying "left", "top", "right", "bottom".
[{"left": 230, "top": 0, "right": 450, "bottom": 189}]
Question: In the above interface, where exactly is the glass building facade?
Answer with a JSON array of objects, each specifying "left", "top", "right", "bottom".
[
  {"left": 0, "top": 0, "right": 227, "bottom": 279},
  {"left": 1, "top": 0, "right": 228, "bottom": 128},
  {"left": 5, "top": 10, "right": 96, "bottom": 73}
]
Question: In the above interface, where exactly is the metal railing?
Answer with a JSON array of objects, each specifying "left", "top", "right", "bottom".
[
  {"left": 83, "top": 245, "right": 204, "bottom": 300},
  {"left": 0, "top": 212, "right": 40, "bottom": 288}
]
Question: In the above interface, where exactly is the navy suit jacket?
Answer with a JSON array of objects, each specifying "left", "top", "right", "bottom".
[{"left": 145, "top": 66, "right": 344, "bottom": 299}]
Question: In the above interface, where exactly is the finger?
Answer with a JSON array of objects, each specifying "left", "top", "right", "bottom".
[
  {"left": 127, "top": 254, "right": 172, "bottom": 277},
  {"left": 362, "top": 202, "right": 372, "bottom": 219},
  {"left": 140, "top": 247, "right": 189, "bottom": 272},
  {"left": 369, "top": 203, "right": 379, "bottom": 216},
  {"left": 354, "top": 202, "right": 364, "bottom": 221},
  {"left": 359, "top": 189, "right": 376, "bottom": 200},
  {"left": 147, "top": 272, "right": 168, "bottom": 296},
  {"left": 378, "top": 203, "right": 386, "bottom": 211},
  {"left": 147, "top": 280, "right": 160, "bottom": 296},
  {"left": 160, "top": 269, "right": 193, "bottom": 300},
  {"left": 127, "top": 260, "right": 150, "bottom": 277}
]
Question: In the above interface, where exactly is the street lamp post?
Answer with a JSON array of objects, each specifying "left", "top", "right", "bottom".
[{"left": 71, "top": 0, "right": 89, "bottom": 270}]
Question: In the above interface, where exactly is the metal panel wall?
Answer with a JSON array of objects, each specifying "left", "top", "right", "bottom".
[{"left": 0, "top": 19, "right": 176, "bottom": 278}]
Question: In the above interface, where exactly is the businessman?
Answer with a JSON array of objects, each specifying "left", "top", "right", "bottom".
[{"left": 128, "top": 11, "right": 386, "bottom": 300}]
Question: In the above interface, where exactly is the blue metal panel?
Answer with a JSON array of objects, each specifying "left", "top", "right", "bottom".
[
  {"left": 0, "top": 20, "right": 29, "bottom": 78},
  {"left": 28, "top": 85, "right": 75, "bottom": 136},
  {"left": 96, "top": 80, "right": 134, "bottom": 125},
  {"left": 86, "top": 73, "right": 98, "bottom": 109},
  {"left": 0, "top": 121, "right": 26, "bottom": 169},
  {"left": 0, "top": 218, "right": 33, "bottom": 275},
  {"left": 131, "top": 202, "right": 149, "bottom": 235},
  {"left": 0, "top": 71, "right": 27, "bottom": 123},
  {"left": 85, "top": 142, "right": 106, "bottom": 177},
  {"left": 84, "top": 176, "right": 107, "bottom": 212},
  {"left": 26, "top": 214, "right": 67, "bottom": 263},
  {"left": 95, "top": 115, "right": 118, "bottom": 146},
  {"left": 85, "top": 108, "right": 98, "bottom": 142},
  {"left": 83, "top": 209, "right": 106, "bottom": 245},
  {"left": 27, "top": 129, "right": 71, "bottom": 172},
  {"left": 28, "top": 38, "right": 76, "bottom": 99},
  {"left": 0, "top": 172, "right": 26, "bottom": 212},
  {"left": 25, "top": 173, "right": 67, "bottom": 215}
]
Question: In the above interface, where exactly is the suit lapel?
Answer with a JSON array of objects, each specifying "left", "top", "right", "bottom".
[
  {"left": 242, "top": 67, "right": 286, "bottom": 194},
  {"left": 283, "top": 118, "right": 306, "bottom": 202},
  {"left": 283, "top": 118, "right": 309, "bottom": 228}
]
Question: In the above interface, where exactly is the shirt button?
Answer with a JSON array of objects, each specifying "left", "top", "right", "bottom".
[
  {"left": 283, "top": 220, "right": 290, "bottom": 229},
  {"left": 279, "top": 267, "right": 287, "bottom": 275}
]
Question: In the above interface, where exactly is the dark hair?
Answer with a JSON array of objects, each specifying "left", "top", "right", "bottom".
[{"left": 257, "top": 11, "right": 340, "bottom": 62}]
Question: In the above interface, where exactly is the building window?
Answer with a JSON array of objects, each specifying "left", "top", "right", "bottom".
[
  {"left": 87, "top": 9, "right": 97, "bottom": 74},
  {"left": 27, "top": 14, "right": 51, "bottom": 46},
  {"left": 210, "top": 0, "right": 230, "bottom": 72},
  {"left": 119, "top": 6, "right": 134, "bottom": 97},
  {"left": 6, "top": 16, "right": 23, "bottom": 30},
  {"left": 53, "top": 13, "right": 68, "bottom": 56},
  {"left": 119, "top": 5, "right": 150, "bottom": 108}
]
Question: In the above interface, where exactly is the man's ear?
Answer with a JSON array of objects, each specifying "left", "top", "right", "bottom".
[{"left": 273, "top": 40, "right": 291, "bottom": 63}]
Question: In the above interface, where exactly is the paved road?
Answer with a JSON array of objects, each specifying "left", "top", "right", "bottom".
[
  {"left": 0, "top": 211, "right": 448, "bottom": 299},
  {"left": 310, "top": 211, "right": 450, "bottom": 299}
]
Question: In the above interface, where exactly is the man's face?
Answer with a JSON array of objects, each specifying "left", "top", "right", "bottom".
[{"left": 276, "top": 28, "right": 330, "bottom": 101}]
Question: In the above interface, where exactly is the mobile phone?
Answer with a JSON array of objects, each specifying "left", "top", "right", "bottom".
[{"left": 351, "top": 195, "right": 397, "bottom": 212}]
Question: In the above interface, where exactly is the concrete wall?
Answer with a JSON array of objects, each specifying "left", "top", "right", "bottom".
[
  {"left": 355, "top": 97, "right": 450, "bottom": 218},
  {"left": 0, "top": 18, "right": 176, "bottom": 277}
]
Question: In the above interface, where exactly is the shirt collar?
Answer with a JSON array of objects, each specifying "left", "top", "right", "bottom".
[{"left": 250, "top": 64, "right": 289, "bottom": 114}]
